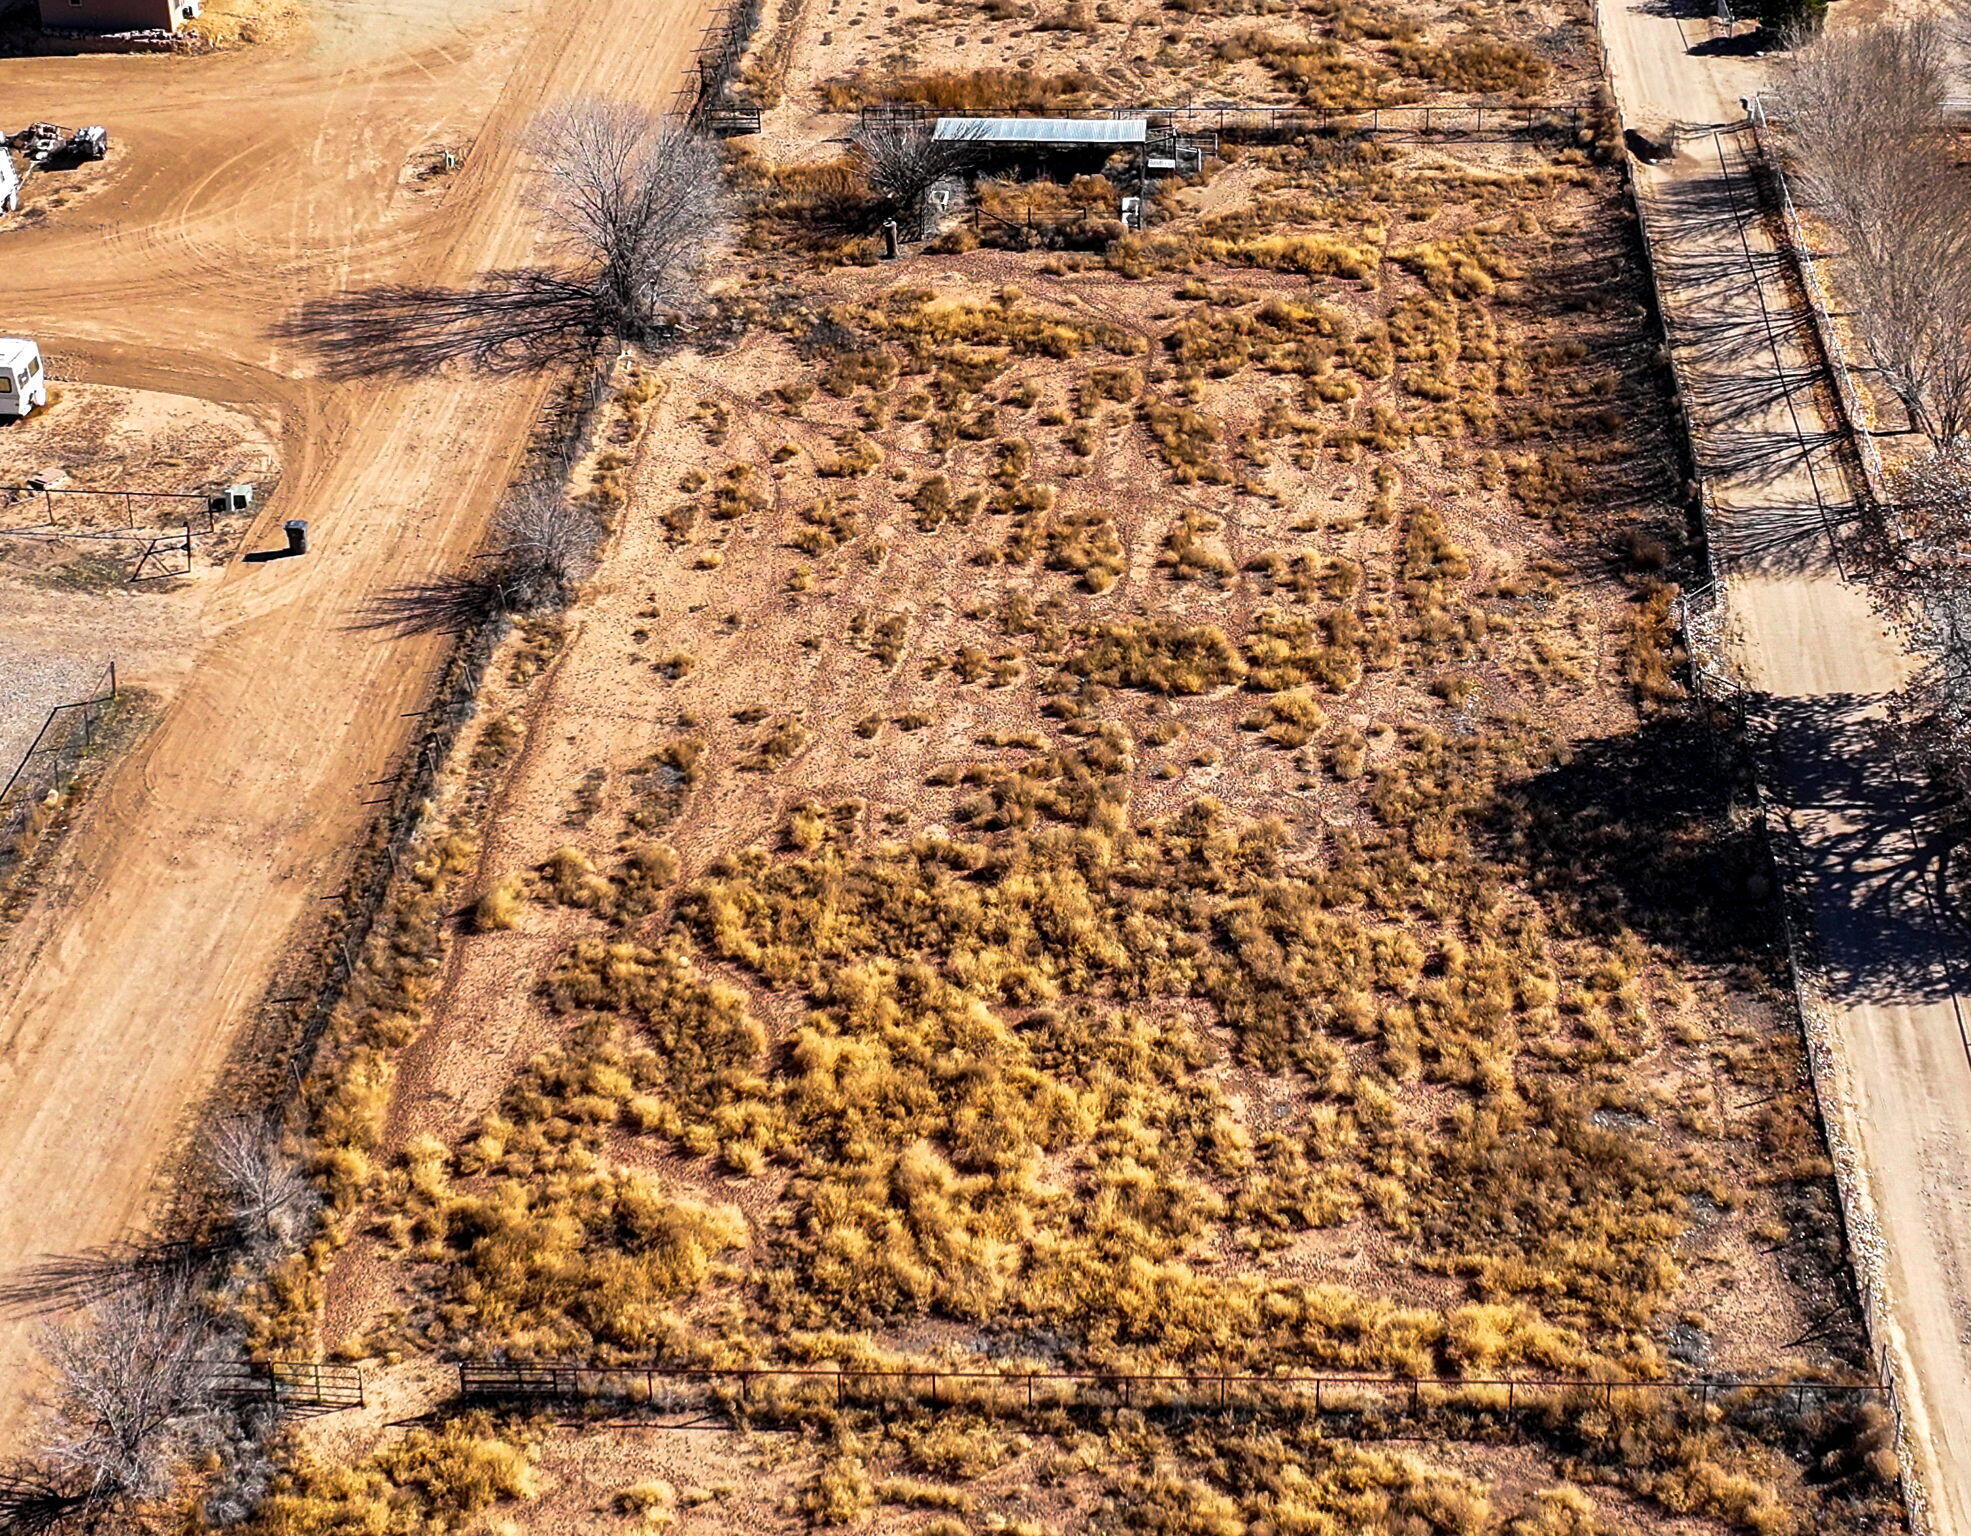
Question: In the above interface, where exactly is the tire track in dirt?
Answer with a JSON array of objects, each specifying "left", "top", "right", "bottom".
[{"left": 0, "top": 0, "right": 720, "bottom": 1448}]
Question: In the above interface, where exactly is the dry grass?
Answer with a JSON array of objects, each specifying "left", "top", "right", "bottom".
[
  {"left": 257, "top": 22, "right": 1897, "bottom": 1536},
  {"left": 820, "top": 66, "right": 1103, "bottom": 112}
]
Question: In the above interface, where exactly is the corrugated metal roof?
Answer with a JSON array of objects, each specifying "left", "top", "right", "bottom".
[{"left": 933, "top": 116, "right": 1148, "bottom": 145}]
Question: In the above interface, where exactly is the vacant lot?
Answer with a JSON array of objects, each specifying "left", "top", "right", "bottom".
[{"left": 143, "top": 4, "right": 1903, "bottom": 1535}]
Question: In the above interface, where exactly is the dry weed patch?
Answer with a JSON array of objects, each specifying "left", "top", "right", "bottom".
[{"left": 273, "top": 47, "right": 1897, "bottom": 1536}]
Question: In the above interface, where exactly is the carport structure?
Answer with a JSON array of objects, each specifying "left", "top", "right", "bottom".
[{"left": 932, "top": 115, "right": 1147, "bottom": 178}]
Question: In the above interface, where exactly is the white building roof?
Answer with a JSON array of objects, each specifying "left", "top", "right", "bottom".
[{"left": 932, "top": 116, "right": 1148, "bottom": 146}]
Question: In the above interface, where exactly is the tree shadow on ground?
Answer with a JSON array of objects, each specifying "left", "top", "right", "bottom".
[
  {"left": 1677, "top": 306, "right": 1814, "bottom": 368},
  {"left": 1697, "top": 425, "right": 1844, "bottom": 488},
  {"left": 277, "top": 269, "right": 603, "bottom": 379},
  {"left": 1750, "top": 692, "right": 1971, "bottom": 1007},
  {"left": 1687, "top": 365, "right": 1824, "bottom": 430},
  {"left": 0, "top": 1236, "right": 214, "bottom": 1318},
  {"left": 1481, "top": 711, "right": 1783, "bottom": 972},
  {"left": 1705, "top": 494, "right": 1859, "bottom": 574},
  {"left": 1648, "top": 171, "right": 1760, "bottom": 243}
]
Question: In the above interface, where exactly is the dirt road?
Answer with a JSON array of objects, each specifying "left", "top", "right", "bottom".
[
  {"left": 1597, "top": 4, "right": 1971, "bottom": 1532},
  {"left": 0, "top": 0, "right": 714, "bottom": 1443}
]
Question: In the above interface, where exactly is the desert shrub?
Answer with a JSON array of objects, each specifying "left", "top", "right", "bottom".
[
  {"left": 1159, "top": 509, "right": 1235, "bottom": 580},
  {"left": 1242, "top": 689, "right": 1328, "bottom": 747},
  {"left": 842, "top": 286, "right": 1140, "bottom": 361},
  {"left": 821, "top": 67, "right": 1101, "bottom": 112},
  {"left": 407, "top": 1152, "right": 746, "bottom": 1353},
  {"left": 1065, "top": 620, "right": 1247, "bottom": 694},
  {"left": 1218, "top": 32, "right": 1390, "bottom": 106},
  {"left": 977, "top": 175, "right": 1124, "bottom": 248},
  {"left": 240, "top": 1416, "right": 536, "bottom": 1536},
  {"left": 1390, "top": 38, "right": 1551, "bottom": 96}
]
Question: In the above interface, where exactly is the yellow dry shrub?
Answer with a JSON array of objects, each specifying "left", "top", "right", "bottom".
[
  {"left": 820, "top": 66, "right": 1100, "bottom": 112},
  {"left": 240, "top": 1415, "right": 535, "bottom": 1536},
  {"left": 474, "top": 874, "right": 526, "bottom": 932},
  {"left": 427, "top": 1159, "right": 746, "bottom": 1354}
]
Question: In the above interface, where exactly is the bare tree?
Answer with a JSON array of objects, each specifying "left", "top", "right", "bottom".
[
  {"left": 283, "top": 104, "right": 731, "bottom": 374},
  {"left": 205, "top": 1119, "right": 317, "bottom": 1257},
  {"left": 1778, "top": 21, "right": 1971, "bottom": 446},
  {"left": 849, "top": 118, "right": 985, "bottom": 238},
  {"left": 36, "top": 1273, "right": 219, "bottom": 1508},
  {"left": 529, "top": 100, "right": 732, "bottom": 346},
  {"left": 356, "top": 479, "right": 594, "bottom": 636},
  {"left": 1882, "top": 453, "right": 1971, "bottom": 794}
]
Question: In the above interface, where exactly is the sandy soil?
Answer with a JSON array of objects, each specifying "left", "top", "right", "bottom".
[
  {"left": 0, "top": 0, "right": 721, "bottom": 1450},
  {"left": 1598, "top": 3, "right": 1971, "bottom": 1531}
]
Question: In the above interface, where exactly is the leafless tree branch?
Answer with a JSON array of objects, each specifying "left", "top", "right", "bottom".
[
  {"left": 1777, "top": 21, "right": 1971, "bottom": 447},
  {"left": 849, "top": 118, "right": 985, "bottom": 238},
  {"left": 529, "top": 100, "right": 732, "bottom": 345},
  {"left": 36, "top": 1272, "right": 221, "bottom": 1505},
  {"left": 205, "top": 1119, "right": 318, "bottom": 1257},
  {"left": 354, "top": 479, "right": 595, "bottom": 636}
]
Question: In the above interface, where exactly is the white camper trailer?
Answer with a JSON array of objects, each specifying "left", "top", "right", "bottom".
[
  {"left": 0, "top": 340, "right": 48, "bottom": 418},
  {"left": 0, "top": 150, "right": 20, "bottom": 215}
]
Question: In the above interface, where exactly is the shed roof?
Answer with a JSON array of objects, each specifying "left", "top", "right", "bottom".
[{"left": 932, "top": 116, "right": 1148, "bottom": 146}]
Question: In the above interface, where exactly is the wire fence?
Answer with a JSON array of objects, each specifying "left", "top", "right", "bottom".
[
  {"left": 457, "top": 1361, "right": 1889, "bottom": 1425},
  {"left": 1745, "top": 104, "right": 1896, "bottom": 536},
  {"left": 0, "top": 662, "right": 118, "bottom": 889}
]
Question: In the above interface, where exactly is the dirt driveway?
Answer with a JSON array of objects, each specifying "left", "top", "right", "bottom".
[
  {"left": 1597, "top": 4, "right": 1971, "bottom": 1533},
  {"left": 0, "top": 0, "right": 714, "bottom": 1443}
]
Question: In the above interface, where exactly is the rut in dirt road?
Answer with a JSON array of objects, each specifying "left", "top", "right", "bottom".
[{"left": 0, "top": 0, "right": 719, "bottom": 1449}]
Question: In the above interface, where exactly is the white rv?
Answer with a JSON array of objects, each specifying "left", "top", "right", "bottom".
[
  {"left": 0, "top": 340, "right": 48, "bottom": 418},
  {"left": 0, "top": 149, "right": 19, "bottom": 215}
]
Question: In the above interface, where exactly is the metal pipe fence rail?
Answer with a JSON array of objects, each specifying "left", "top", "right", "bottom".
[
  {"left": 458, "top": 1362, "right": 1887, "bottom": 1422},
  {"left": 854, "top": 101, "right": 1587, "bottom": 140},
  {"left": 206, "top": 1360, "right": 365, "bottom": 1414},
  {"left": 0, "top": 483, "right": 222, "bottom": 541}
]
